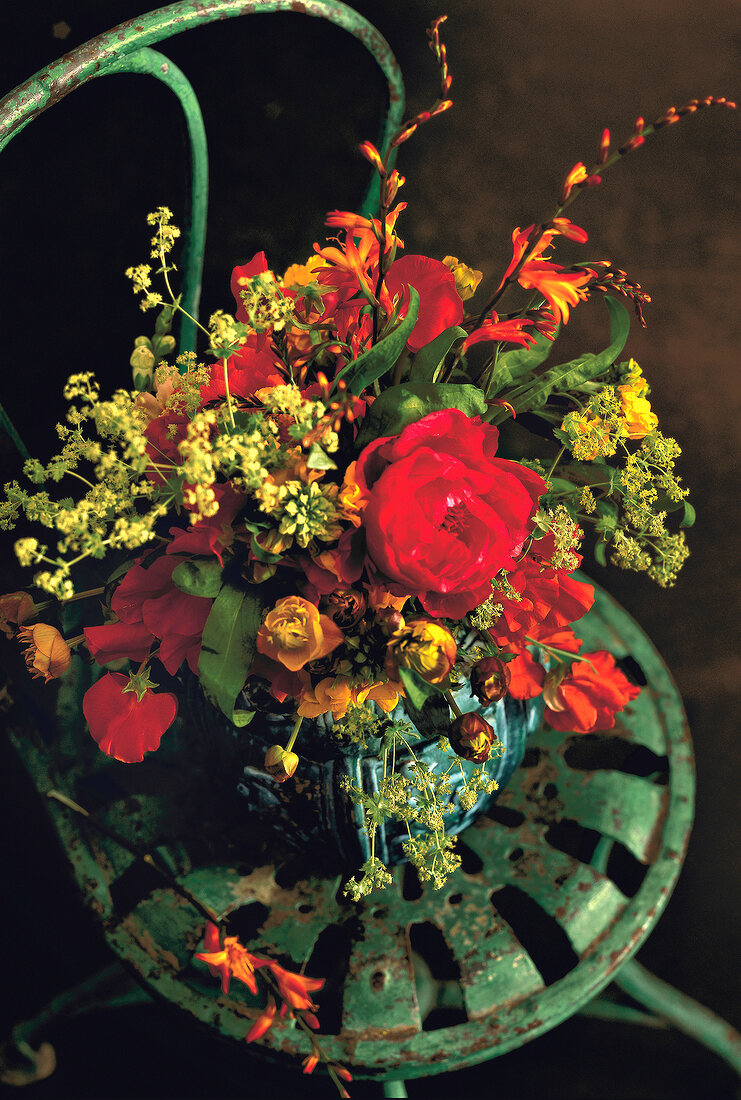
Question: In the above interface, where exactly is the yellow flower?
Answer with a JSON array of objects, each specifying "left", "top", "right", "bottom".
[
  {"left": 282, "top": 256, "right": 327, "bottom": 288},
  {"left": 385, "top": 617, "right": 457, "bottom": 684},
  {"left": 256, "top": 596, "right": 344, "bottom": 672},
  {"left": 442, "top": 256, "right": 483, "bottom": 301},
  {"left": 337, "top": 461, "right": 367, "bottom": 527},
  {"left": 619, "top": 386, "right": 658, "bottom": 439}
]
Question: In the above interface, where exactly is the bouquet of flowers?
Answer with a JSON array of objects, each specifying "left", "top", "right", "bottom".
[{"left": 0, "top": 17, "right": 733, "bottom": 1092}]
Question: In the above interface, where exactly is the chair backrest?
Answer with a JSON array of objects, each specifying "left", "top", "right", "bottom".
[{"left": 0, "top": 0, "right": 405, "bottom": 458}]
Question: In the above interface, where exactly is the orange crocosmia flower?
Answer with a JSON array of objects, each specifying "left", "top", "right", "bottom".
[
  {"left": 18, "top": 624, "right": 71, "bottom": 682},
  {"left": 517, "top": 263, "right": 594, "bottom": 326},
  {"left": 0, "top": 591, "right": 35, "bottom": 638},
  {"left": 246, "top": 996, "right": 277, "bottom": 1043},
  {"left": 462, "top": 314, "right": 536, "bottom": 353},
  {"left": 195, "top": 926, "right": 271, "bottom": 996},
  {"left": 256, "top": 596, "right": 344, "bottom": 672},
  {"left": 268, "top": 962, "right": 324, "bottom": 1012}
]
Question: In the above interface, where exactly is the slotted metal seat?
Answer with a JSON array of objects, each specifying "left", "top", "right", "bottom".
[{"left": 7, "top": 582, "right": 740, "bottom": 1088}]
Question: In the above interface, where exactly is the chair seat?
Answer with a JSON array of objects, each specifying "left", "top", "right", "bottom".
[{"left": 7, "top": 580, "right": 693, "bottom": 1081}]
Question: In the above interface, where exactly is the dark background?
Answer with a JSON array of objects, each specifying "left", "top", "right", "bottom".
[{"left": 0, "top": 2, "right": 739, "bottom": 1098}]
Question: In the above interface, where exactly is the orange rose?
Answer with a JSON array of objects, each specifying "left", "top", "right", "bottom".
[
  {"left": 256, "top": 596, "right": 344, "bottom": 672},
  {"left": 18, "top": 623, "right": 71, "bottom": 682}
]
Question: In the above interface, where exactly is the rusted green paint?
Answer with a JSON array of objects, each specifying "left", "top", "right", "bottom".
[{"left": 5, "top": 581, "right": 703, "bottom": 1080}]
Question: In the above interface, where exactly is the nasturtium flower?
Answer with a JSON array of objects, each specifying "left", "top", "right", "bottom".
[
  {"left": 82, "top": 671, "right": 178, "bottom": 763},
  {"left": 257, "top": 596, "right": 344, "bottom": 672},
  {"left": 18, "top": 623, "right": 71, "bottom": 682}
]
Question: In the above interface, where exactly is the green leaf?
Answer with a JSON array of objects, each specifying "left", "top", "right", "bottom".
[
  {"left": 306, "top": 443, "right": 338, "bottom": 470},
  {"left": 680, "top": 500, "right": 696, "bottom": 528},
  {"left": 355, "top": 382, "right": 488, "bottom": 450},
  {"left": 198, "top": 584, "right": 263, "bottom": 726},
  {"left": 409, "top": 325, "right": 467, "bottom": 384},
  {"left": 337, "top": 287, "right": 420, "bottom": 395},
  {"left": 249, "top": 533, "right": 282, "bottom": 565},
  {"left": 489, "top": 297, "right": 631, "bottom": 423},
  {"left": 489, "top": 322, "right": 561, "bottom": 394},
  {"left": 594, "top": 538, "right": 608, "bottom": 567},
  {"left": 172, "top": 557, "right": 224, "bottom": 598},
  {"left": 398, "top": 665, "right": 435, "bottom": 710}
]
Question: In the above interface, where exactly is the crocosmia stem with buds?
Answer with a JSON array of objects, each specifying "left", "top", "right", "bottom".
[{"left": 1, "top": 16, "right": 733, "bottom": 1093}]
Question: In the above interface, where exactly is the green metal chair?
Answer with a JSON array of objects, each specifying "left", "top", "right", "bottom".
[{"left": 1, "top": 4, "right": 739, "bottom": 1096}]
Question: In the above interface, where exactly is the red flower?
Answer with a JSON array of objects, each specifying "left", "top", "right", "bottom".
[
  {"left": 82, "top": 671, "right": 178, "bottom": 762},
  {"left": 494, "top": 557, "right": 594, "bottom": 641},
  {"left": 355, "top": 409, "right": 545, "bottom": 618},
  {"left": 231, "top": 252, "right": 269, "bottom": 322},
  {"left": 84, "top": 555, "right": 212, "bottom": 676},
  {"left": 384, "top": 255, "right": 464, "bottom": 352},
  {"left": 166, "top": 482, "right": 245, "bottom": 565},
  {"left": 267, "top": 962, "right": 324, "bottom": 1013},
  {"left": 462, "top": 313, "right": 536, "bottom": 353},
  {"left": 194, "top": 922, "right": 271, "bottom": 996},
  {"left": 543, "top": 650, "right": 640, "bottom": 733},
  {"left": 502, "top": 628, "right": 583, "bottom": 700},
  {"left": 198, "top": 334, "right": 285, "bottom": 406}
]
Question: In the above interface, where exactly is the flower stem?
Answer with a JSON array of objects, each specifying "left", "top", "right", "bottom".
[
  {"left": 285, "top": 714, "right": 303, "bottom": 754},
  {"left": 443, "top": 689, "right": 463, "bottom": 719},
  {"left": 46, "top": 790, "right": 220, "bottom": 926}
]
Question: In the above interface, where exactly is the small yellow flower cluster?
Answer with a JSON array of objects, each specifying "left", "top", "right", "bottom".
[
  {"left": 540, "top": 504, "right": 584, "bottom": 570},
  {"left": 178, "top": 410, "right": 219, "bottom": 520},
  {"left": 208, "top": 310, "right": 247, "bottom": 355},
  {"left": 237, "top": 271, "right": 294, "bottom": 333},
  {"left": 272, "top": 480, "right": 342, "bottom": 549}
]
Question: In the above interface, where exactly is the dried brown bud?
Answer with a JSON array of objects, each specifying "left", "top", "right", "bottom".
[
  {"left": 264, "top": 745, "right": 299, "bottom": 783},
  {"left": 319, "top": 587, "right": 366, "bottom": 631},
  {"left": 470, "top": 657, "right": 511, "bottom": 705},
  {"left": 449, "top": 712, "right": 495, "bottom": 763}
]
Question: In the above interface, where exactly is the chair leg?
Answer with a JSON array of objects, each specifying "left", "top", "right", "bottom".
[
  {"left": 613, "top": 957, "right": 741, "bottom": 1077},
  {"left": 0, "top": 962, "right": 152, "bottom": 1086}
]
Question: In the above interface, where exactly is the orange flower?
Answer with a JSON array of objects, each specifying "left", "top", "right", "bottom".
[
  {"left": 462, "top": 313, "right": 536, "bottom": 353},
  {"left": 256, "top": 596, "right": 344, "bottom": 672},
  {"left": 365, "top": 584, "right": 409, "bottom": 613},
  {"left": 268, "top": 962, "right": 324, "bottom": 1013},
  {"left": 337, "top": 461, "right": 368, "bottom": 527},
  {"left": 195, "top": 923, "right": 271, "bottom": 996},
  {"left": 517, "top": 263, "right": 593, "bottom": 325},
  {"left": 246, "top": 996, "right": 277, "bottom": 1042},
  {"left": 298, "top": 675, "right": 400, "bottom": 719},
  {"left": 619, "top": 385, "right": 658, "bottom": 439},
  {"left": 18, "top": 624, "right": 71, "bottom": 682},
  {"left": 0, "top": 591, "right": 35, "bottom": 638}
]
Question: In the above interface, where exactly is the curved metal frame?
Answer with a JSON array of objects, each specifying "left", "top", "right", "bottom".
[{"left": 0, "top": 0, "right": 406, "bottom": 454}]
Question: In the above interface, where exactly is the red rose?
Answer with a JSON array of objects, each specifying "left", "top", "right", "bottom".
[
  {"left": 83, "top": 672, "right": 178, "bottom": 763},
  {"left": 355, "top": 409, "right": 545, "bottom": 618},
  {"left": 543, "top": 650, "right": 640, "bottom": 733},
  {"left": 384, "top": 255, "right": 464, "bottom": 353}
]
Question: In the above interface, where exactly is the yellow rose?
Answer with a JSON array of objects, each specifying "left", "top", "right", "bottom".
[{"left": 385, "top": 617, "right": 457, "bottom": 684}]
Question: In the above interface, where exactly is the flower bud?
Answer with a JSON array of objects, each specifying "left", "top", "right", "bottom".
[
  {"left": 449, "top": 712, "right": 495, "bottom": 763},
  {"left": 264, "top": 745, "right": 299, "bottom": 782},
  {"left": 319, "top": 587, "right": 366, "bottom": 631},
  {"left": 385, "top": 618, "right": 457, "bottom": 684},
  {"left": 470, "top": 656, "right": 511, "bottom": 704}
]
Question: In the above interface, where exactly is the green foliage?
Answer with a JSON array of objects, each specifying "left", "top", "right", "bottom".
[
  {"left": 408, "top": 324, "right": 468, "bottom": 384},
  {"left": 198, "top": 584, "right": 262, "bottom": 726},
  {"left": 171, "top": 557, "right": 223, "bottom": 597},
  {"left": 336, "top": 287, "right": 420, "bottom": 395},
  {"left": 354, "top": 382, "right": 487, "bottom": 449},
  {"left": 486, "top": 321, "right": 560, "bottom": 396}
]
